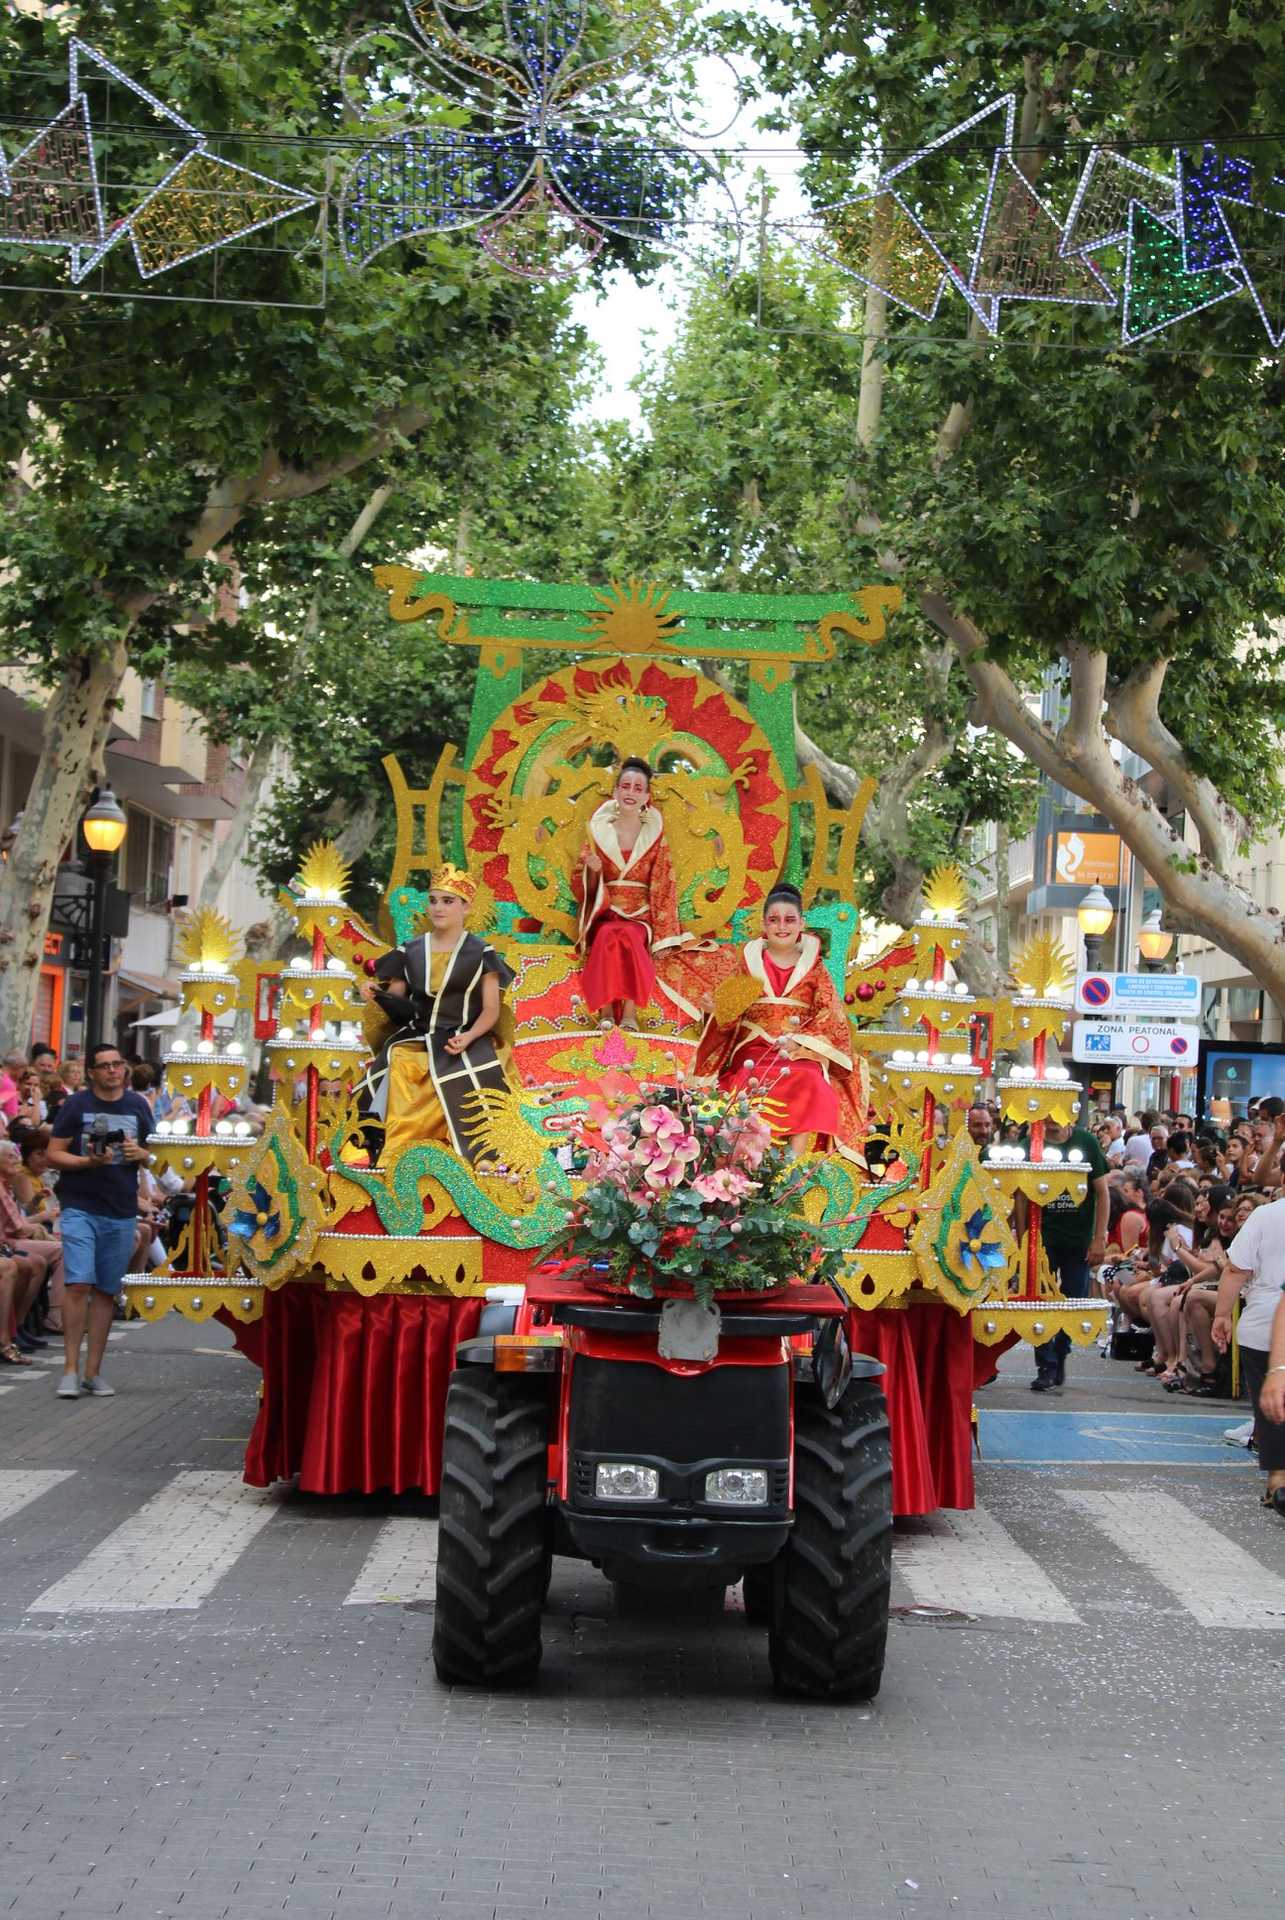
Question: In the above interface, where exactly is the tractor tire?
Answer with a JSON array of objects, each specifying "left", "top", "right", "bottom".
[
  {"left": 741, "top": 1563, "right": 775, "bottom": 1626},
  {"left": 433, "top": 1370, "right": 551, "bottom": 1687},
  {"left": 768, "top": 1374, "right": 892, "bottom": 1702}
]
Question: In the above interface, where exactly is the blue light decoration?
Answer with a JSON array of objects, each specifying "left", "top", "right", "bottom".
[
  {"left": 1177, "top": 143, "right": 1253, "bottom": 272},
  {"left": 339, "top": 1, "right": 739, "bottom": 281},
  {"left": 0, "top": 39, "right": 317, "bottom": 283}
]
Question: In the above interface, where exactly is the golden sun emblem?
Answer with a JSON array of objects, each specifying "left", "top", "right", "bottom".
[{"left": 580, "top": 579, "right": 683, "bottom": 653}]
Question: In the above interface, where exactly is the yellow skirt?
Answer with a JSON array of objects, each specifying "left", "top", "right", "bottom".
[{"left": 382, "top": 1048, "right": 452, "bottom": 1165}]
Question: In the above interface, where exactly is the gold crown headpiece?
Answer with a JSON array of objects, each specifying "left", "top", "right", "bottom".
[{"left": 432, "top": 863, "right": 478, "bottom": 905}]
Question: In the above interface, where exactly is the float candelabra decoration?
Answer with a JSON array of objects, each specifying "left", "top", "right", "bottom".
[
  {"left": 989, "top": 933, "right": 1081, "bottom": 1300},
  {"left": 148, "top": 910, "right": 253, "bottom": 1278},
  {"left": 873, "top": 865, "right": 981, "bottom": 1187},
  {"left": 339, "top": 1, "right": 739, "bottom": 283},
  {"left": 266, "top": 842, "right": 367, "bottom": 1160}
]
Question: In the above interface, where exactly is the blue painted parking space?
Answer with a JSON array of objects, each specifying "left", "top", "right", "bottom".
[{"left": 978, "top": 1409, "right": 1248, "bottom": 1466}]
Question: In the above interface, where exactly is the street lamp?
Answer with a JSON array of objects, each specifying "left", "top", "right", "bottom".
[
  {"left": 1138, "top": 907, "right": 1175, "bottom": 971},
  {"left": 1076, "top": 884, "right": 1115, "bottom": 971},
  {"left": 81, "top": 787, "right": 128, "bottom": 1048}
]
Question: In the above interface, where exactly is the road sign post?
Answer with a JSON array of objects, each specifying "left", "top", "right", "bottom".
[{"left": 1071, "top": 1018, "right": 1201, "bottom": 1066}]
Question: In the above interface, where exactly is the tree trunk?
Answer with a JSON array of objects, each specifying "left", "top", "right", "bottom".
[
  {"left": 197, "top": 732, "right": 280, "bottom": 914},
  {"left": 994, "top": 818, "right": 1011, "bottom": 973},
  {"left": 920, "top": 593, "right": 1285, "bottom": 1018},
  {"left": 195, "top": 483, "right": 395, "bottom": 921},
  {"left": 0, "top": 638, "right": 129, "bottom": 1046}
]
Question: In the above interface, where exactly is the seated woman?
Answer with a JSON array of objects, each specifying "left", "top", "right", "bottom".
[
  {"left": 696, "top": 883, "right": 865, "bottom": 1160},
  {"left": 361, "top": 866, "right": 515, "bottom": 1169},
  {"left": 571, "top": 757, "right": 685, "bottom": 1032}
]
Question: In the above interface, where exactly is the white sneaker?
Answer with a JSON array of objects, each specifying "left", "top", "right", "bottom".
[
  {"left": 56, "top": 1372, "right": 81, "bottom": 1398},
  {"left": 1223, "top": 1420, "right": 1254, "bottom": 1447},
  {"left": 80, "top": 1375, "right": 115, "bottom": 1397}
]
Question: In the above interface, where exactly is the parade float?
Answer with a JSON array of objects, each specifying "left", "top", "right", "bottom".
[{"left": 124, "top": 569, "right": 1107, "bottom": 1515}]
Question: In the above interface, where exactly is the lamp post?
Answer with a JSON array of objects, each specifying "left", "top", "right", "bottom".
[
  {"left": 1138, "top": 907, "right": 1175, "bottom": 972},
  {"left": 80, "top": 787, "right": 128, "bottom": 1048},
  {"left": 1076, "top": 884, "right": 1116, "bottom": 1120},
  {"left": 1076, "top": 884, "right": 1115, "bottom": 971}
]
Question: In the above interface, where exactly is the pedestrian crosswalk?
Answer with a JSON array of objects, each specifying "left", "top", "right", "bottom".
[{"left": 3, "top": 1468, "right": 1283, "bottom": 1628}]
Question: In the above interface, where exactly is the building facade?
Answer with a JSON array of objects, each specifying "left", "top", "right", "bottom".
[{"left": 0, "top": 663, "right": 275, "bottom": 1061}]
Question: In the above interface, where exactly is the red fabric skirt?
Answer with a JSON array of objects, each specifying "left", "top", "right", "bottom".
[
  {"left": 848, "top": 1303, "right": 979, "bottom": 1515},
  {"left": 235, "top": 1286, "right": 482, "bottom": 1495},
  {"left": 723, "top": 1041, "right": 840, "bottom": 1139},
  {"left": 581, "top": 911, "right": 656, "bottom": 1012}
]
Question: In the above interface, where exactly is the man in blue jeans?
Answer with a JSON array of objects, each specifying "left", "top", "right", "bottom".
[
  {"left": 47, "top": 1043, "right": 155, "bottom": 1399},
  {"left": 1031, "top": 1114, "right": 1110, "bottom": 1393}
]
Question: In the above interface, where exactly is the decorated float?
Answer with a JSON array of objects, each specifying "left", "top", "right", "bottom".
[{"left": 125, "top": 569, "right": 1106, "bottom": 1514}]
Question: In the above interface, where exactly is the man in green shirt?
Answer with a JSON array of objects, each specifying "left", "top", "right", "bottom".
[{"left": 1032, "top": 1117, "right": 1110, "bottom": 1393}]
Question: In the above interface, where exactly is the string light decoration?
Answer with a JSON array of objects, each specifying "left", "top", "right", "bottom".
[
  {"left": 1177, "top": 143, "right": 1253, "bottom": 273},
  {"left": 1120, "top": 200, "right": 1241, "bottom": 345},
  {"left": 967, "top": 151, "right": 1114, "bottom": 315},
  {"left": 1217, "top": 195, "right": 1285, "bottom": 347},
  {"left": 0, "top": 39, "right": 317, "bottom": 284},
  {"left": 1060, "top": 148, "right": 1177, "bottom": 257},
  {"left": 477, "top": 178, "right": 605, "bottom": 278},
  {"left": 787, "top": 101, "right": 1285, "bottom": 350},
  {"left": 784, "top": 189, "right": 961, "bottom": 321},
  {"left": 0, "top": 95, "right": 103, "bottom": 252},
  {"left": 339, "top": 1, "right": 739, "bottom": 281}
]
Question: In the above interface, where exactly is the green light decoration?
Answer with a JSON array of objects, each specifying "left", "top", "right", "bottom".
[{"left": 1121, "top": 202, "right": 1241, "bottom": 345}]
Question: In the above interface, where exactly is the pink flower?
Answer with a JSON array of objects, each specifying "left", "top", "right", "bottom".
[
  {"left": 634, "top": 1127, "right": 701, "bottom": 1190},
  {"left": 638, "top": 1104, "right": 686, "bottom": 1143},
  {"left": 692, "top": 1168, "right": 755, "bottom": 1204},
  {"left": 721, "top": 1110, "right": 773, "bottom": 1171}
]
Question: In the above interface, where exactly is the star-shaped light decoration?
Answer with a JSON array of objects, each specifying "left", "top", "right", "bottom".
[
  {"left": 0, "top": 39, "right": 316, "bottom": 284},
  {"left": 339, "top": 1, "right": 740, "bottom": 283}
]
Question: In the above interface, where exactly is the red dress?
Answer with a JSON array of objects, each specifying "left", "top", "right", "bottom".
[
  {"left": 695, "top": 935, "right": 867, "bottom": 1154},
  {"left": 571, "top": 802, "right": 685, "bottom": 1015}
]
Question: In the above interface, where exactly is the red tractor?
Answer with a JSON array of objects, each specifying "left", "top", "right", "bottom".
[{"left": 432, "top": 1274, "right": 893, "bottom": 1701}]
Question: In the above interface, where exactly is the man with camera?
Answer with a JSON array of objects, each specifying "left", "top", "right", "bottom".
[{"left": 47, "top": 1043, "right": 155, "bottom": 1400}]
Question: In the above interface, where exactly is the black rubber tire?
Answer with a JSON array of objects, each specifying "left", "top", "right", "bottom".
[
  {"left": 741, "top": 1563, "right": 775, "bottom": 1626},
  {"left": 768, "top": 1373, "right": 892, "bottom": 1702},
  {"left": 433, "top": 1370, "right": 551, "bottom": 1687}
]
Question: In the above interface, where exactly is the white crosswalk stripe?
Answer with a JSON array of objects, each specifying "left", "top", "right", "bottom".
[
  {"left": 344, "top": 1517, "right": 439, "bottom": 1605},
  {"left": 10, "top": 1470, "right": 1285, "bottom": 1629},
  {"left": 1059, "top": 1488, "right": 1285, "bottom": 1631},
  {"left": 0, "top": 1469, "right": 75, "bottom": 1523},
  {"left": 28, "top": 1470, "right": 280, "bottom": 1613},
  {"left": 893, "top": 1505, "right": 1083, "bottom": 1624}
]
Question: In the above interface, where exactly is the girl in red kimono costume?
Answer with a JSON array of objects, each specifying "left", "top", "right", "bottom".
[
  {"left": 696, "top": 884, "right": 867, "bottom": 1159},
  {"left": 571, "top": 757, "right": 687, "bottom": 1030}
]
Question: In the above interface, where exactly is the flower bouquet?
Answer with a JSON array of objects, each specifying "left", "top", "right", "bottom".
[{"left": 545, "top": 1083, "right": 846, "bottom": 1310}]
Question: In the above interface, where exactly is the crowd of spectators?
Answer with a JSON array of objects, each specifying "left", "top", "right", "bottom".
[
  {"left": 966, "top": 1093, "right": 1285, "bottom": 1517},
  {"left": 0, "top": 1040, "right": 268, "bottom": 1387}
]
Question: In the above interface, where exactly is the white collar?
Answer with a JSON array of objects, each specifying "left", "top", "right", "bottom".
[
  {"left": 744, "top": 933, "right": 820, "bottom": 1000},
  {"left": 589, "top": 799, "right": 664, "bottom": 874}
]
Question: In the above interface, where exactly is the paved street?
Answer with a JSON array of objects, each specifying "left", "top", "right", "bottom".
[{"left": 2, "top": 1316, "right": 1282, "bottom": 1920}]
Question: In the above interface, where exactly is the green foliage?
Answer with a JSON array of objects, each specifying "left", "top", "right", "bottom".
[{"left": 711, "top": 1, "right": 1285, "bottom": 830}]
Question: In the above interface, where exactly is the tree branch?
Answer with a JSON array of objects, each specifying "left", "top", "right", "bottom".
[
  {"left": 919, "top": 591, "right": 1101, "bottom": 806},
  {"left": 1105, "top": 655, "right": 1248, "bottom": 869}
]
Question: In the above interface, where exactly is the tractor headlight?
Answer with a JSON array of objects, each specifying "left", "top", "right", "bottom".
[
  {"left": 704, "top": 1467, "right": 769, "bottom": 1505},
  {"left": 595, "top": 1463, "right": 660, "bottom": 1501}
]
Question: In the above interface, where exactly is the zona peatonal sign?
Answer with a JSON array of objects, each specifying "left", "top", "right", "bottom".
[
  {"left": 1074, "top": 971, "right": 1202, "bottom": 1018},
  {"left": 1071, "top": 1018, "right": 1201, "bottom": 1065}
]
